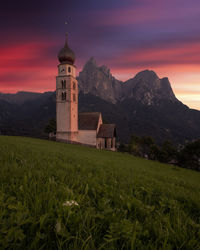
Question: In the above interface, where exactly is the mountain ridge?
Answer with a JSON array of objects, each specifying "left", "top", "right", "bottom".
[
  {"left": 0, "top": 58, "right": 199, "bottom": 143},
  {"left": 78, "top": 58, "right": 180, "bottom": 106}
]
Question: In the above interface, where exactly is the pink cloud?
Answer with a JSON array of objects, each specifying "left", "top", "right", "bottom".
[
  {"left": 0, "top": 39, "right": 58, "bottom": 93},
  {"left": 0, "top": 33, "right": 199, "bottom": 109},
  {"left": 106, "top": 41, "right": 200, "bottom": 73}
]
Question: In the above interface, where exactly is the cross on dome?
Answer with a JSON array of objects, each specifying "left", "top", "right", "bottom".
[{"left": 58, "top": 33, "right": 75, "bottom": 65}]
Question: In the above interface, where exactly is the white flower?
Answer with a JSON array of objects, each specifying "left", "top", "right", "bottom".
[{"left": 63, "top": 200, "right": 79, "bottom": 207}]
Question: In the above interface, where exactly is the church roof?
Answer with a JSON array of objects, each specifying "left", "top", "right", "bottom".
[
  {"left": 97, "top": 124, "right": 116, "bottom": 138},
  {"left": 78, "top": 112, "right": 101, "bottom": 130}
]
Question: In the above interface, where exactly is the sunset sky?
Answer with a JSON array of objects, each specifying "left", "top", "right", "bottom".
[{"left": 0, "top": 0, "right": 200, "bottom": 110}]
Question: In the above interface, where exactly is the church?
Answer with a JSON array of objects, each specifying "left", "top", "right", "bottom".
[{"left": 55, "top": 34, "right": 116, "bottom": 151}]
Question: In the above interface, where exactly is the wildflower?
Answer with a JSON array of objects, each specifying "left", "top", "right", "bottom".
[{"left": 63, "top": 200, "right": 79, "bottom": 207}]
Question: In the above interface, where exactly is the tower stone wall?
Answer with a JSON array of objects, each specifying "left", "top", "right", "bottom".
[
  {"left": 56, "top": 36, "right": 78, "bottom": 142},
  {"left": 55, "top": 34, "right": 116, "bottom": 150}
]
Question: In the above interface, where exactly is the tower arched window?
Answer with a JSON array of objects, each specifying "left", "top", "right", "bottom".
[
  {"left": 61, "top": 80, "right": 66, "bottom": 89},
  {"left": 68, "top": 67, "right": 71, "bottom": 73},
  {"left": 62, "top": 92, "right": 66, "bottom": 100},
  {"left": 73, "top": 94, "right": 76, "bottom": 102},
  {"left": 73, "top": 82, "right": 76, "bottom": 90}
]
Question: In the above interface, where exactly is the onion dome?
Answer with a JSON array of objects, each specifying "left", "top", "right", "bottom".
[{"left": 58, "top": 34, "right": 75, "bottom": 65}]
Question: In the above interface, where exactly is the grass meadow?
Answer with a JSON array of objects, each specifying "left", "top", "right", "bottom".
[{"left": 0, "top": 136, "right": 200, "bottom": 249}]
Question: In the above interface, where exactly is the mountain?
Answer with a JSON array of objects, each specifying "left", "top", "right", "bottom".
[
  {"left": 123, "top": 70, "right": 178, "bottom": 105},
  {"left": 78, "top": 58, "right": 179, "bottom": 105},
  {"left": 77, "top": 57, "right": 123, "bottom": 103},
  {"left": 0, "top": 92, "right": 55, "bottom": 136},
  {"left": 0, "top": 58, "right": 200, "bottom": 143},
  {"left": 0, "top": 91, "right": 41, "bottom": 105}
]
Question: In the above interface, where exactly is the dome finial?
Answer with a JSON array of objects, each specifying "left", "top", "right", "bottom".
[
  {"left": 58, "top": 31, "right": 75, "bottom": 65},
  {"left": 64, "top": 21, "right": 68, "bottom": 43},
  {"left": 65, "top": 32, "right": 68, "bottom": 46}
]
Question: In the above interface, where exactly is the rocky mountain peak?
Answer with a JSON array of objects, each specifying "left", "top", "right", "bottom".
[
  {"left": 134, "top": 70, "right": 159, "bottom": 81},
  {"left": 77, "top": 58, "right": 122, "bottom": 103},
  {"left": 99, "top": 65, "right": 111, "bottom": 77},
  {"left": 78, "top": 58, "right": 179, "bottom": 106},
  {"left": 83, "top": 57, "right": 98, "bottom": 69},
  {"left": 123, "top": 69, "right": 178, "bottom": 105},
  {"left": 82, "top": 57, "right": 111, "bottom": 77}
]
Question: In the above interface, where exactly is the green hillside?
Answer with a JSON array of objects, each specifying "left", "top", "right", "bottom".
[{"left": 0, "top": 136, "right": 200, "bottom": 249}]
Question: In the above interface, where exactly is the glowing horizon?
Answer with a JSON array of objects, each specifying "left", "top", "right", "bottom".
[{"left": 0, "top": 0, "right": 199, "bottom": 110}]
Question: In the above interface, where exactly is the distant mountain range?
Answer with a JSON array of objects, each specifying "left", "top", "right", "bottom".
[{"left": 0, "top": 57, "right": 200, "bottom": 143}]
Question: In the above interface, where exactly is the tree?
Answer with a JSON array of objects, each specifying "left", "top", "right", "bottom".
[
  {"left": 129, "top": 135, "right": 157, "bottom": 159},
  {"left": 118, "top": 143, "right": 128, "bottom": 152},
  {"left": 179, "top": 139, "right": 200, "bottom": 171},
  {"left": 128, "top": 135, "right": 142, "bottom": 156},
  {"left": 158, "top": 140, "right": 178, "bottom": 163},
  {"left": 140, "top": 136, "right": 156, "bottom": 159},
  {"left": 44, "top": 118, "right": 56, "bottom": 134}
]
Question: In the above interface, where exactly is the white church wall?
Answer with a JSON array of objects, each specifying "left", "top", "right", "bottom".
[
  {"left": 78, "top": 130, "right": 97, "bottom": 146},
  {"left": 97, "top": 114, "right": 103, "bottom": 134},
  {"left": 56, "top": 131, "right": 78, "bottom": 142}
]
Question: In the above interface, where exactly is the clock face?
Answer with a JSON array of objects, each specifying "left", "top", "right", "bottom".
[{"left": 60, "top": 68, "right": 65, "bottom": 73}]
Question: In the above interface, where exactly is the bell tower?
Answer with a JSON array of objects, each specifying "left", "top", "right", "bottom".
[{"left": 56, "top": 34, "right": 78, "bottom": 142}]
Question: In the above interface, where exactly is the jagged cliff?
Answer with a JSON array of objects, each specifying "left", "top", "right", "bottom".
[
  {"left": 78, "top": 58, "right": 179, "bottom": 106},
  {"left": 77, "top": 57, "right": 123, "bottom": 103},
  {"left": 123, "top": 70, "right": 178, "bottom": 105}
]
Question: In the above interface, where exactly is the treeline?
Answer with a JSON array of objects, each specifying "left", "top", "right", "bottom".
[{"left": 119, "top": 135, "right": 200, "bottom": 171}]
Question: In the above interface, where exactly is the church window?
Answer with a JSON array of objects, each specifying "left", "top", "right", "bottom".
[
  {"left": 62, "top": 92, "right": 66, "bottom": 100},
  {"left": 61, "top": 80, "right": 66, "bottom": 89},
  {"left": 73, "top": 94, "right": 76, "bottom": 102},
  {"left": 68, "top": 67, "right": 71, "bottom": 73},
  {"left": 73, "top": 82, "right": 76, "bottom": 90}
]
